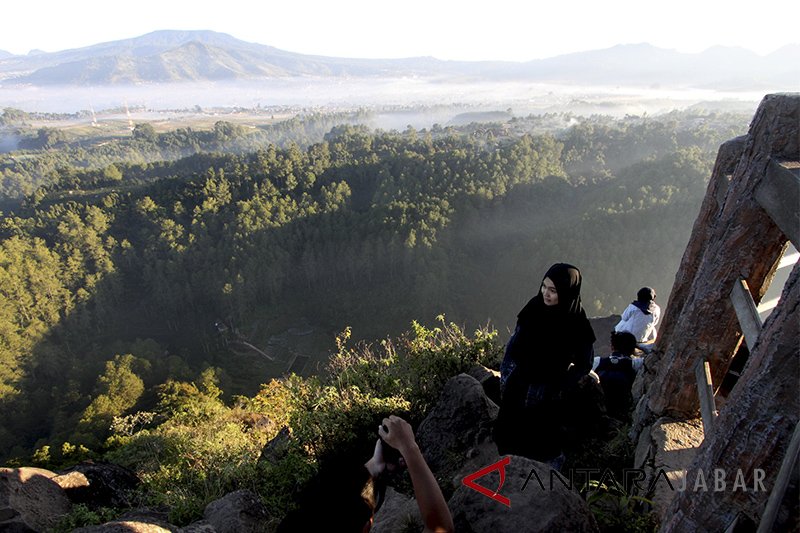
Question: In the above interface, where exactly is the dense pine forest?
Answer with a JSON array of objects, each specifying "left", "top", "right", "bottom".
[{"left": 0, "top": 106, "right": 748, "bottom": 526}]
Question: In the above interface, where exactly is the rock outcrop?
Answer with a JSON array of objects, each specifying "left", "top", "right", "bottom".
[
  {"left": 416, "top": 373, "right": 499, "bottom": 483},
  {"left": 632, "top": 93, "right": 799, "bottom": 530},
  {"left": 449, "top": 455, "right": 598, "bottom": 532},
  {"left": 55, "top": 461, "right": 140, "bottom": 508},
  {"left": 370, "top": 487, "right": 422, "bottom": 533},
  {"left": 0, "top": 467, "right": 71, "bottom": 531},
  {"left": 662, "top": 261, "right": 799, "bottom": 531},
  {"left": 201, "top": 490, "right": 271, "bottom": 533},
  {"left": 632, "top": 417, "right": 705, "bottom": 514},
  {"left": 74, "top": 509, "right": 178, "bottom": 532},
  {"left": 639, "top": 93, "right": 798, "bottom": 421},
  {"left": 396, "top": 373, "right": 598, "bottom": 532}
]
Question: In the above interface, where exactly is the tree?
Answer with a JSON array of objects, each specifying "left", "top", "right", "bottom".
[
  {"left": 132, "top": 123, "right": 157, "bottom": 143},
  {"left": 75, "top": 354, "right": 147, "bottom": 445}
]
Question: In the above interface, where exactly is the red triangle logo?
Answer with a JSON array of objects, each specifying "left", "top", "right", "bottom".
[{"left": 461, "top": 456, "right": 512, "bottom": 507}]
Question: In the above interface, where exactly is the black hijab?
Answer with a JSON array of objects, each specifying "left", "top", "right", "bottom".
[{"left": 511, "top": 263, "right": 596, "bottom": 376}]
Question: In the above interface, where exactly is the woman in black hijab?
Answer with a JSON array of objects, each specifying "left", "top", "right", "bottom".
[{"left": 494, "top": 263, "right": 596, "bottom": 462}]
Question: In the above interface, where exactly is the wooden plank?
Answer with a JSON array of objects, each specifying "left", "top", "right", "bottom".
[
  {"left": 730, "top": 278, "right": 762, "bottom": 351},
  {"left": 757, "top": 421, "right": 800, "bottom": 533},
  {"left": 695, "top": 358, "right": 717, "bottom": 436},
  {"left": 755, "top": 160, "right": 800, "bottom": 249}
]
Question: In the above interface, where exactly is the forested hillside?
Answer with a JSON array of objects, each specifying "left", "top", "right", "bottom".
[{"left": 0, "top": 108, "right": 748, "bottom": 464}]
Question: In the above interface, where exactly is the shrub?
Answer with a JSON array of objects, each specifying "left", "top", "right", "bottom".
[
  {"left": 54, "top": 504, "right": 118, "bottom": 532},
  {"left": 100, "top": 319, "right": 504, "bottom": 525},
  {"left": 327, "top": 315, "right": 501, "bottom": 415}
]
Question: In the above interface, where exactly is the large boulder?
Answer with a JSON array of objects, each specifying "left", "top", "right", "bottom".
[
  {"left": 74, "top": 509, "right": 178, "bottom": 532},
  {"left": 54, "top": 461, "right": 140, "bottom": 508},
  {"left": 639, "top": 94, "right": 798, "bottom": 421},
  {"left": 449, "top": 454, "right": 599, "bottom": 532},
  {"left": 0, "top": 467, "right": 71, "bottom": 532},
  {"left": 416, "top": 374, "right": 499, "bottom": 482},
  {"left": 467, "top": 365, "right": 501, "bottom": 405},
  {"left": 75, "top": 522, "right": 174, "bottom": 533},
  {"left": 632, "top": 417, "right": 704, "bottom": 516},
  {"left": 662, "top": 258, "right": 800, "bottom": 532},
  {"left": 203, "top": 490, "right": 270, "bottom": 533},
  {"left": 589, "top": 315, "right": 620, "bottom": 356},
  {"left": 370, "top": 487, "right": 422, "bottom": 533}
]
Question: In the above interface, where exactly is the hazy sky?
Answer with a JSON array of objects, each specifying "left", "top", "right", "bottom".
[{"left": 3, "top": 0, "right": 797, "bottom": 60}]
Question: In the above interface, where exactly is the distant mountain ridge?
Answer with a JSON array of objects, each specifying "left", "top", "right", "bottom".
[{"left": 0, "top": 30, "right": 797, "bottom": 89}]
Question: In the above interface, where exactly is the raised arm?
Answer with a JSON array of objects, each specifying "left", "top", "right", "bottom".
[{"left": 379, "top": 416, "right": 454, "bottom": 533}]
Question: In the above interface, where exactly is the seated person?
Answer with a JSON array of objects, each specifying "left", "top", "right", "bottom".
[
  {"left": 277, "top": 415, "right": 454, "bottom": 533},
  {"left": 594, "top": 331, "right": 641, "bottom": 419},
  {"left": 615, "top": 287, "right": 661, "bottom": 352}
]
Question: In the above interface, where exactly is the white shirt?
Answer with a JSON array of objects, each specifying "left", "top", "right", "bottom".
[{"left": 614, "top": 302, "right": 661, "bottom": 343}]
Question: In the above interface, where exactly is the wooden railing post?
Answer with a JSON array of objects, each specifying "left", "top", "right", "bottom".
[
  {"left": 730, "top": 278, "right": 763, "bottom": 351},
  {"left": 695, "top": 358, "right": 718, "bottom": 436}
]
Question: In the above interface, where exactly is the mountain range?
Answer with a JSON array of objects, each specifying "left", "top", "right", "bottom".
[{"left": 0, "top": 30, "right": 797, "bottom": 90}]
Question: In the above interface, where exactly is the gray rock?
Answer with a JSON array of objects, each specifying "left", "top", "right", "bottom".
[
  {"left": 589, "top": 314, "right": 621, "bottom": 356},
  {"left": 646, "top": 417, "right": 704, "bottom": 514},
  {"left": 370, "top": 487, "right": 422, "bottom": 533},
  {"left": 74, "top": 520, "right": 177, "bottom": 532},
  {"left": 0, "top": 467, "right": 71, "bottom": 532},
  {"left": 74, "top": 509, "right": 179, "bottom": 532},
  {"left": 203, "top": 490, "right": 269, "bottom": 533},
  {"left": 416, "top": 374, "right": 499, "bottom": 483},
  {"left": 56, "top": 461, "right": 140, "bottom": 508},
  {"left": 467, "top": 365, "right": 501, "bottom": 405},
  {"left": 449, "top": 454, "right": 599, "bottom": 532}
]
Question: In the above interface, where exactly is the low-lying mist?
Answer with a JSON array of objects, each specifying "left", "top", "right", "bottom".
[
  {"left": 0, "top": 133, "right": 19, "bottom": 153},
  {"left": 0, "top": 78, "right": 766, "bottom": 129}
]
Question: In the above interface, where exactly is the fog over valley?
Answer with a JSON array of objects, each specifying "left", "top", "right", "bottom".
[{"left": 0, "top": 77, "right": 771, "bottom": 113}]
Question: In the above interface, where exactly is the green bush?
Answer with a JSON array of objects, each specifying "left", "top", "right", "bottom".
[
  {"left": 326, "top": 316, "right": 502, "bottom": 415},
  {"left": 104, "top": 368, "right": 270, "bottom": 525},
  {"left": 54, "top": 504, "right": 118, "bottom": 532},
  {"left": 585, "top": 480, "right": 660, "bottom": 533},
  {"left": 99, "top": 319, "right": 503, "bottom": 526}
]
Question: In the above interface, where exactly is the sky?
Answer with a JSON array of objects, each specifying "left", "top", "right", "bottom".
[{"left": 2, "top": 0, "right": 798, "bottom": 61}]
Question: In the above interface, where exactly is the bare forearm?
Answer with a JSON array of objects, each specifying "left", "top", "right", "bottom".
[{"left": 399, "top": 442, "right": 454, "bottom": 533}]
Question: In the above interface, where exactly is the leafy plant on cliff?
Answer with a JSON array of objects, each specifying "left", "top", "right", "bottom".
[
  {"left": 326, "top": 315, "right": 502, "bottom": 417},
  {"left": 99, "top": 318, "right": 502, "bottom": 525},
  {"left": 104, "top": 367, "right": 271, "bottom": 524}
]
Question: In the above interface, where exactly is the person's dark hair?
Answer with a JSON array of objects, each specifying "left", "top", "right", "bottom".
[
  {"left": 636, "top": 287, "right": 656, "bottom": 303},
  {"left": 277, "top": 460, "right": 376, "bottom": 532},
  {"left": 610, "top": 330, "right": 637, "bottom": 356}
]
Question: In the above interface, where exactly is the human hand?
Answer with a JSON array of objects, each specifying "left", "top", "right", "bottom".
[{"left": 378, "top": 415, "right": 417, "bottom": 457}]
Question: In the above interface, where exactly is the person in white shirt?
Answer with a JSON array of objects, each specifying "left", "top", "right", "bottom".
[{"left": 614, "top": 287, "right": 661, "bottom": 352}]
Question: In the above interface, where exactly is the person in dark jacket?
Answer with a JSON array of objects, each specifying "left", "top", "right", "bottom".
[
  {"left": 494, "top": 263, "right": 596, "bottom": 463},
  {"left": 596, "top": 330, "right": 639, "bottom": 420}
]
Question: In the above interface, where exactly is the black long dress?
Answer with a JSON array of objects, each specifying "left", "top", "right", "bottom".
[{"left": 494, "top": 263, "right": 596, "bottom": 461}]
